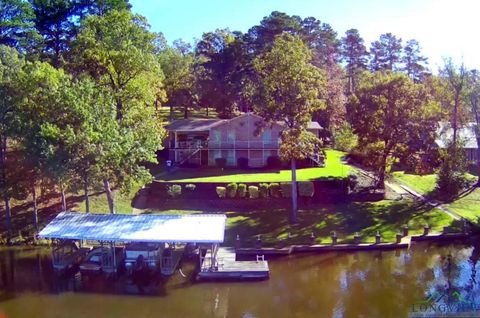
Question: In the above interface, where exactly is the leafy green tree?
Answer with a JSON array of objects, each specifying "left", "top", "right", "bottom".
[
  {"left": 436, "top": 141, "right": 468, "bottom": 199},
  {"left": 251, "top": 33, "right": 326, "bottom": 223},
  {"left": 334, "top": 123, "right": 358, "bottom": 152},
  {"left": 467, "top": 69, "right": 480, "bottom": 184},
  {"left": 158, "top": 45, "right": 196, "bottom": 118},
  {"left": 348, "top": 72, "right": 440, "bottom": 188},
  {"left": 0, "top": 44, "right": 24, "bottom": 235},
  {"left": 72, "top": 9, "right": 166, "bottom": 213},
  {"left": 341, "top": 28, "right": 369, "bottom": 94},
  {"left": 0, "top": 0, "right": 39, "bottom": 52},
  {"left": 402, "top": 39, "right": 429, "bottom": 82},
  {"left": 369, "top": 33, "right": 402, "bottom": 71}
]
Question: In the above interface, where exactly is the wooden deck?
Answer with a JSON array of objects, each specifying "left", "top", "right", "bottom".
[{"left": 197, "top": 247, "right": 269, "bottom": 281}]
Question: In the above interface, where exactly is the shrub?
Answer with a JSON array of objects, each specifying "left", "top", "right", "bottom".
[
  {"left": 269, "top": 183, "right": 282, "bottom": 198},
  {"left": 436, "top": 142, "right": 469, "bottom": 200},
  {"left": 167, "top": 184, "right": 182, "bottom": 198},
  {"left": 185, "top": 184, "right": 196, "bottom": 191},
  {"left": 266, "top": 156, "right": 282, "bottom": 169},
  {"left": 216, "top": 186, "right": 226, "bottom": 198},
  {"left": 299, "top": 181, "right": 315, "bottom": 197},
  {"left": 215, "top": 157, "right": 227, "bottom": 168},
  {"left": 334, "top": 123, "right": 358, "bottom": 152},
  {"left": 237, "top": 183, "right": 247, "bottom": 198},
  {"left": 281, "top": 183, "right": 292, "bottom": 198},
  {"left": 248, "top": 186, "right": 259, "bottom": 199},
  {"left": 226, "top": 182, "right": 238, "bottom": 198},
  {"left": 237, "top": 157, "right": 249, "bottom": 169},
  {"left": 259, "top": 183, "right": 269, "bottom": 198},
  {"left": 347, "top": 173, "right": 358, "bottom": 191}
]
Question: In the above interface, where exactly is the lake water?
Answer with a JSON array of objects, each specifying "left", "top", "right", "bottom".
[{"left": 0, "top": 242, "right": 479, "bottom": 318}]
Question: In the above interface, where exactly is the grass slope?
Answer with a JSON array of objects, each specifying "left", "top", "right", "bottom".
[
  {"left": 160, "top": 150, "right": 350, "bottom": 183},
  {"left": 392, "top": 171, "right": 437, "bottom": 195}
]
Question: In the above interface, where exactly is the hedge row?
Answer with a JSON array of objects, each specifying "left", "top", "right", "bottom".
[{"left": 215, "top": 182, "right": 315, "bottom": 199}]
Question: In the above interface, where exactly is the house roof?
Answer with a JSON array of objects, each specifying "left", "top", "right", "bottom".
[
  {"left": 165, "top": 114, "right": 322, "bottom": 132},
  {"left": 165, "top": 118, "right": 225, "bottom": 132},
  {"left": 39, "top": 212, "right": 226, "bottom": 243},
  {"left": 436, "top": 122, "right": 478, "bottom": 149}
]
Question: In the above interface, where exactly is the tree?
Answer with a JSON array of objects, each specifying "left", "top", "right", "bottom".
[
  {"left": 348, "top": 72, "right": 440, "bottom": 188},
  {"left": 369, "top": 33, "right": 402, "bottom": 71},
  {"left": 0, "top": 0, "right": 39, "bottom": 53},
  {"left": 402, "top": 39, "right": 429, "bottom": 82},
  {"left": 251, "top": 33, "right": 326, "bottom": 223},
  {"left": 0, "top": 44, "right": 24, "bottom": 236},
  {"left": 72, "top": 9, "right": 166, "bottom": 213},
  {"left": 441, "top": 59, "right": 468, "bottom": 147},
  {"left": 341, "top": 28, "right": 369, "bottom": 94},
  {"left": 195, "top": 29, "right": 248, "bottom": 117},
  {"left": 158, "top": 45, "right": 196, "bottom": 118},
  {"left": 467, "top": 69, "right": 480, "bottom": 184}
]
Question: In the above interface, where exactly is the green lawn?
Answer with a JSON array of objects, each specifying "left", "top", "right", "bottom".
[
  {"left": 143, "top": 200, "right": 454, "bottom": 246},
  {"left": 159, "top": 149, "right": 350, "bottom": 183},
  {"left": 158, "top": 106, "right": 217, "bottom": 122},
  {"left": 392, "top": 171, "right": 437, "bottom": 195},
  {"left": 393, "top": 171, "right": 480, "bottom": 222}
]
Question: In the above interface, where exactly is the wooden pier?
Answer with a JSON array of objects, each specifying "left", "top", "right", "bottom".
[{"left": 197, "top": 247, "right": 269, "bottom": 281}]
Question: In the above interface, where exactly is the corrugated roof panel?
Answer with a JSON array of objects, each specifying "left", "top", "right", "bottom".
[{"left": 39, "top": 212, "right": 226, "bottom": 243}]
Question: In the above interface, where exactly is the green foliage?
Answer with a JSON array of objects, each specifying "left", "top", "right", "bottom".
[
  {"left": 215, "top": 186, "right": 226, "bottom": 198},
  {"left": 167, "top": 184, "right": 182, "bottom": 198},
  {"left": 334, "top": 123, "right": 358, "bottom": 152},
  {"left": 226, "top": 182, "right": 238, "bottom": 198},
  {"left": 215, "top": 157, "right": 226, "bottom": 168},
  {"left": 280, "top": 182, "right": 292, "bottom": 198},
  {"left": 248, "top": 185, "right": 259, "bottom": 199},
  {"left": 237, "top": 183, "right": 247, "bottom": 198},
  {"left": 268, "top": 182, "right": 281, "bottom": 198},
  {"left": 185, "top": 183, "right": 196, "bottom": 191},
  {"left": 348, "top": 71, "right": 441, "bottom": 187},
  {"left": 436, "top": 143, "right": 469, "bottom": 200},
  {"left": 298, "top": 181, "right": 315, "bottom": 197},
  {"left": 259, "top": 183, "right": 269, "bottom": 198}
]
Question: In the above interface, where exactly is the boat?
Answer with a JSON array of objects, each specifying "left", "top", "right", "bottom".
[
  {"left": 79, "top": 246, "right": 125, "bottom": 275},
  {"left": 52, "top": 241, "right": 91, "bottom": 273},
  {"left": 160, "top": 244, "right": 184, "bottom": 276},
  {"left": 125, "top": 243, "right": 162, "bottom": 277}
]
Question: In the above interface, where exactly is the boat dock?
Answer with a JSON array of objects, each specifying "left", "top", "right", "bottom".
[{"left": 197, "top": 247, "right": 269, "bottom": 281}]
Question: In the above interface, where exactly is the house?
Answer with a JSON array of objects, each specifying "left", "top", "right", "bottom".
[
  {"left": 164, "top": 113, "right": 322, "bottom": 167},
  {"left": 436, "top": 122, "right": 479, "bottom": 162}
]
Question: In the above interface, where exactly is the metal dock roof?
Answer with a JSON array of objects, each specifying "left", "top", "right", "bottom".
[{"left": 39, "top": 212, "right": 226, "bottom": 243}]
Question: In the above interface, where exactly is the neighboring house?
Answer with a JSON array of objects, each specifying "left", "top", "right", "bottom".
[
  {"left": 164, "top": 113, "right": 322, "bottom": 167},
  {"left": 436, "top": 122, "right": 480, "bottom": 162}
]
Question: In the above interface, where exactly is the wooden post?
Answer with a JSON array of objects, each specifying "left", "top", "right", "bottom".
[
  {"left": 331, "top": 231, "right": 337, "bottom": 245},
  {"left": 256, "top": 235, "right": 262, "bottom": 248},
  {"left": 354, "top": 232, "right": 361, "bottom": 244},
  {"left": 235, "top": 234, "right": 241, "bottom": 249},
  {"left": 112, "top": 242, "right": 117, "bottom": 274},
  {"left": 403, "top": 225, "right": 409, "bottom": 237},
  {"left": 423, "top": 224, "right": 430, "bottom": 236},
  {"left": 310, "top": 232, "right": 316, "bottom": 245},
  {"left": 396, "top": 233, "right": 402, "bottom": 244},
  {"left": 375, "top": 231, "right": 381, "bottom": 244}
]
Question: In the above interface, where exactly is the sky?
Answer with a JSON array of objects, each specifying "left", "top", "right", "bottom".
[{"left": 129, "top": 0, "right": 480, "bottom": 70}]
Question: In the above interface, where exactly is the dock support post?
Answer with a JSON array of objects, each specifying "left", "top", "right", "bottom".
[
  {"left": 112, "top": 242, "right": 117, "bottom": 274},
  {"left": 375, "top": 231, "right": 381, "bottom": 244},
  {"left": 310, "top": 232, "right": 315, "bottom": 245},
  {"left": 235, "top": 234, "right": 241, "bottom": 249},
  {"left": 396, "top": 233, "right": 402, "bottom": 244},
  {"left": 403, "top": 225, "right": 409, "bottom": 237}
]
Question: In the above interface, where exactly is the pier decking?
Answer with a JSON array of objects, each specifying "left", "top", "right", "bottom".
[{"left": 198, "top": 247, "right": 269, "bottom": 281}]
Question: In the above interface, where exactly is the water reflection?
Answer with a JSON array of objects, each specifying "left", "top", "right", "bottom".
[{"left": 0, "top": 242, "right": 479, "bottom": 318}]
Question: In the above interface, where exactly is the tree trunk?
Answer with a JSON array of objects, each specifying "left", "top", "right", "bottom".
[
  {"left": 1, "top": 135, "right": 12, "bottom": 236},
  {"left": 377, "top": 152, "right": 388, "bottom": 189},
  {"left": 84, "top": 178, "right": 90, "bottom": 213},
  {"left": 4, "top": 196, "right": 11, "bottom": 237},
  {"left": 184, "top": 105, "right": 188, "bottom": 119},
  {"left": 103, "top": 179, "right": 115, "bottom": 214},
  {"left": 60, "top": 184, "right": 66, "bottom": 211},
  {"left": 169, "top": 104, "right": 173, "bottom": 120},
  {"left": 290, "top": 158, "right": 298, "bottom": 224},
  {"left": 32, "top": 184, "right": 38, "bottom": 232},
  {"left": 206, "top": 105, "right": 209, "bottom": 117}
]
